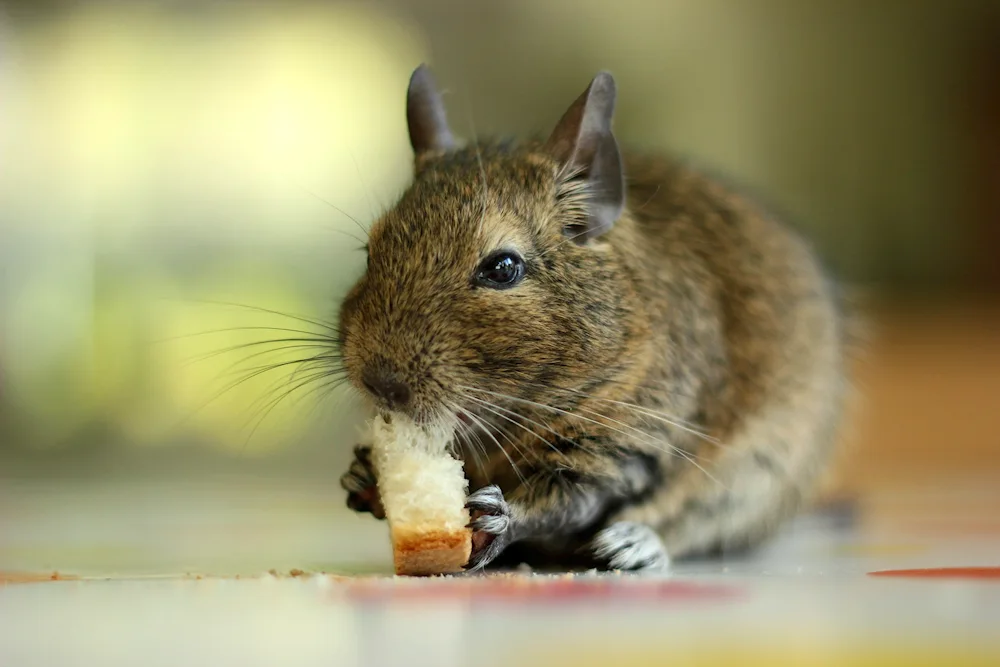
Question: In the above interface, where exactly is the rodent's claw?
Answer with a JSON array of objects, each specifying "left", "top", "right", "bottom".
[
  {"left": 464, "top": 484, "right": 507, "bottom": 515},
  {"left": 591, "top": 521, "right": 670, "bottom": 572},
  {"left": 464, "top": 485, "right": 513, "bottom": 571},
  {"left": 340, "top": 445, "right": 386, "bottom": 520},
  {"left": 469, "top": 511, "right": 510, "bottom": 536},
  {"left": 340, "top": 447, "right": 375, "bottom": 493}
]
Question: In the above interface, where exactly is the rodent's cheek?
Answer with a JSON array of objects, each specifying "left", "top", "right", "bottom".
[
  {"left": 335, "top": 278, "right": 369, "bottom": 365},
  {"left": 340, "top": 341, "right": 373, "bottom": 401},
  {"left": 335, "top": 321, "right": 367, "bottom": 396},
  {"left": 337, "top": 281, "right": 365, "bottom": 331},
  {"left": 456, "top": 289, "right": 552, "bottom": 371},
  {"left": 464, "top": 287, "right": 548, "bottom": 339}
]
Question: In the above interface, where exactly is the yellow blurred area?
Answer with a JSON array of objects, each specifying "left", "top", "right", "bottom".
[
  {"left": 3, "top": 2, "right": 423, "bottom": 227},
  {"left": 0, "top": 2, "right": 427, "bottom": 453}
]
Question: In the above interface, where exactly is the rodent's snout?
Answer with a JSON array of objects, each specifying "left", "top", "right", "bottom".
[
  {"left": 340, "top": 283, "right": 451, "bottom": 423},
  {"left": 351, "top": 351, "right": 455, "bottom": 425},
  {"left": 361, "top": 367, "right": 412, "bottom": 412}
]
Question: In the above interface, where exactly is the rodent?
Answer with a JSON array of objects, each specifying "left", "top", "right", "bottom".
[{"left": 338, "top": 64, "right": 854, "bottom": 572}]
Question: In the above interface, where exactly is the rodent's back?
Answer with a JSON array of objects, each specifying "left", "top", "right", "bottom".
[{"left": 607, "top": 153, "right": 849, "bottom": 553}]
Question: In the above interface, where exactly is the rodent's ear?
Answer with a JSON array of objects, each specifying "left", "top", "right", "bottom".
[
  {"left": 406, "top": 64, "right": 456, "bottom": 156},
  {"left": 544, "top": 72, "right": 625, "bottom": 242}
]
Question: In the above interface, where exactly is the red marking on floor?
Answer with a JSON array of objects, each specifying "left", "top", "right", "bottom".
[
  {"left": 868, "top": 567, "right": 1000, "bottom": 580},
  {"left": 337, "top": 577, "right": 745, "bottom": 605}
]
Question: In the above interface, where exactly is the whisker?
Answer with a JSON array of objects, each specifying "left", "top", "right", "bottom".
[
  {"left": 473, "top": 361, "right": 704, "bottom": 405},
  {"left": 348, "top": 149, "right": 381, "bottom": 223},
  {"left": 517, "top": 380, "right": 718, "bottom": 444},
  {"left": 155, "top": 326, "right": 338, "bottom": 344},
  {"left": 448, "top": 408, "right": 488, "bottom": 480},
  {"left": 459, "top": 405, "right": 527, "bottom": 487},
  {"left": 219, "top": 355, "right": 345, "bottom": 381},
  {"left": 238, "top": 363, "right": 346, "bottom": 419},
  {"left": 454, "top": 405, "right": 500, "bottom": 481},
  {"left": 242, "top": 367, "right": 332, "bottom": 419},
  {"left": 463, "top": 403, "right": 537, "bottom": 473},
  {"left": 291, "top": 375, "right": 351, "bottom": 426},
  {"left": 496, "top": 370, "right": 707, "bottom": 421},
  {"left": 305, "top": 189, "right": 370, "bottom": 240},
  {"left": 557, "top": 403, "right": 722, "bottom": 486},
  {"left": 317, "top": 225, "right": 368, "bottom": 247},
  {"left": 462, "top": 384, "right": 650, "bottom": 448},
  {"left": 166, "top": 298, "right": 341, "bottom": 336},
  {"left": 460, "top": 385, "right": 725, "bottom": 489},
  {"left": 241, "top": 368, "right": 343, "bottom": 451},
  {"left": 180, "top": 339, "right": 337, "bottom": 369},
  {"left": 461, "top": 423, "right": 492, "bottom": 480},
  {"left": 294, "top": 374, "right": 354, "bottom": 432},
  {"left": 461, "top": 393, "right": 580, "bottom": 464},
  {"left": 174, "top": 352, "right": 344, "bottom": 432}
]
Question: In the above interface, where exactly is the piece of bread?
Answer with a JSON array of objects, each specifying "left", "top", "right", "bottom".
[{"left": 370, "top": 415, "right": 472, "bottom": 575}]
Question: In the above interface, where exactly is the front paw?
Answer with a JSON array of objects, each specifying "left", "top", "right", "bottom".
[
  {"left": 464, "top": 485, "right": 513, "bottom": 571},
  {"left": 591, "top": 522, "right": 670, "bottom": 572},
  {"left": 339, "top": 445, "right": 385, "bottom": 520}
]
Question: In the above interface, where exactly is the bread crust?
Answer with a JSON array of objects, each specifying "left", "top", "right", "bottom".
[{"left": 391, "top": 526, "right": 472, "bottom": 575}]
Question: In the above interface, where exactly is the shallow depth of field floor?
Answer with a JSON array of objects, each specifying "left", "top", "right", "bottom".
[{"left": 2, "top": 472, "right": 999, "bottom": 667}]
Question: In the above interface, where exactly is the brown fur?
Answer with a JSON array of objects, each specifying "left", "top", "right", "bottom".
[{"left": 338, "top": 69, "right": 851, "bottom": 570}]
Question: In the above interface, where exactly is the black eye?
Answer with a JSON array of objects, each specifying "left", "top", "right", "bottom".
[{"left": 475, "top": 251, "right": 525, "bottom": 289}]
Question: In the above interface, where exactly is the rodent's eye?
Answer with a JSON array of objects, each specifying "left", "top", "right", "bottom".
[{"left": 474, "top": 251, "right": 525, "bottom": 290}]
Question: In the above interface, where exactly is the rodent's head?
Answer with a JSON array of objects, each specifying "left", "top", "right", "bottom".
[{"left": 340, "top": 65, "right": 640, "bottom": 430}]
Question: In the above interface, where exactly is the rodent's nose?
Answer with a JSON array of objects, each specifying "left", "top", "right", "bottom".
[{"left": 362, "top": 369, "right": 412, "bottom": 411}]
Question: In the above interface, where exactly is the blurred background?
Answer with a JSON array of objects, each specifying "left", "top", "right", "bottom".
[{"left": 0, "top": 0, "right": 998, "bottom": 576}]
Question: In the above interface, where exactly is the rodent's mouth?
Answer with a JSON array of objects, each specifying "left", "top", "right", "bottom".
[
  {"left": 377, "top": 408, "right": 463, "bottom": 444},
  {"left": 372, "top": 399, "right": 496, "bottom": 442}
]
